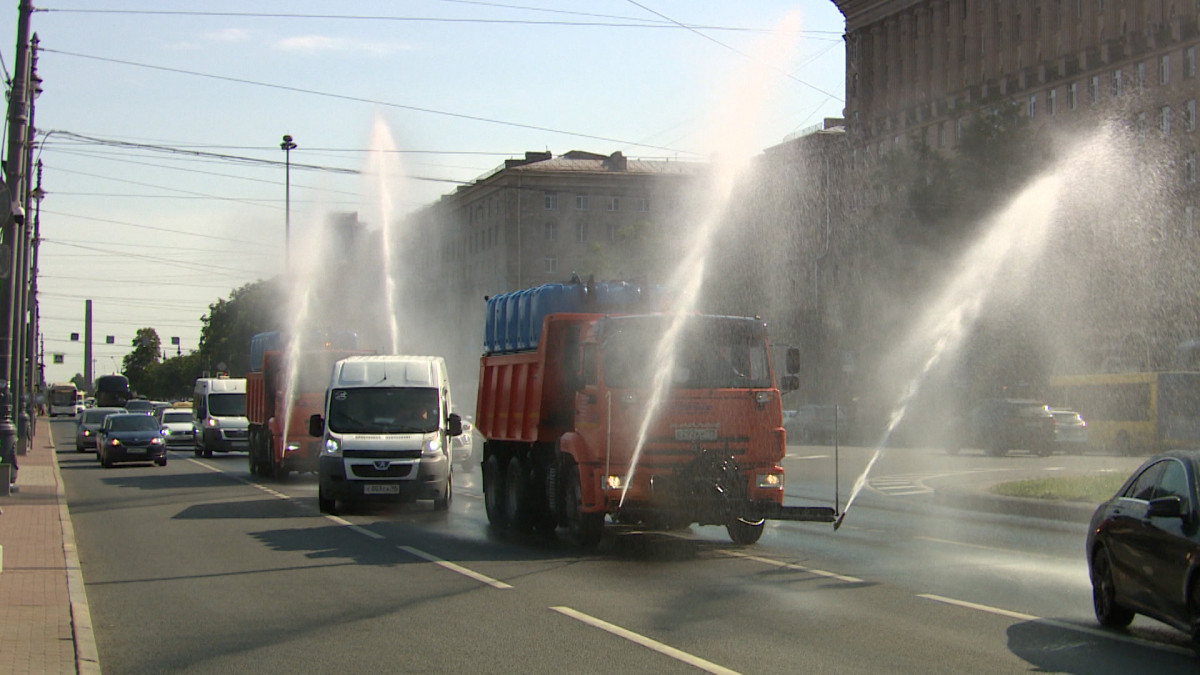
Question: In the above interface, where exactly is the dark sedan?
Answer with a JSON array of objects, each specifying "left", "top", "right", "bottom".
[
  {"left": 74, "top": 406, "right": 125, "bottom": 452},
  {"left": 97, "top": 412, "right": 167, "bottom": 468},
  {"left": 1087, "top": 449, "right": 1200, "bottom": 648}
]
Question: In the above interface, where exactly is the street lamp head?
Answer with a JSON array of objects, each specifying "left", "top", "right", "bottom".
[{"left": 281, "top": 134, "right": 297, "bottom": 151}]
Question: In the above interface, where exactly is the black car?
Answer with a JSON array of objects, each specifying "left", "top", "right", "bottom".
[
  {"left": 945, "top": 398, "right": 1055, "bottom": 457},
  {"left": 96, "top": 412, "right": 167, "bottom": 468},
  {"left": 1087, "top": 450, "right": 1200, "bottom": 648}
]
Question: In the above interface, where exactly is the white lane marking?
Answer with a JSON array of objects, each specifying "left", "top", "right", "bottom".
[
  {"left": 917, "top": 594, "right": 1193, "bottom": 656},
  {"left": 719, "top": 549, "right": 863, "bottom": 583},
  {"left": 328, "top": 515, "right": 386, "bottom": 540},
  {"left": 551, "top": 606, "right": 741, "bottom": 675},
  {"left": 914, "top": 536, "right": 1068, "bottom": 561},
  {"left": 398, "top": 545, "right": 513, "bottom": 589},
  {"left": 788, "top": 454, "right": 829, "bottom": 460}
]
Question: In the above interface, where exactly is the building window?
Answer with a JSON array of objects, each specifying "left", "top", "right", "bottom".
[
  {"left": 1112, "top": 69, "right": 1123, "bottom": 97},
  {"left": 1187, "top": 46, "right": 1197, "bottom": 78},
  {"left": 1048, "top": 89, "right": 1057, "bottom": 116},
  {"left": 1187, "top": 99, "right": 1197, "bottom": 132},
  {"left": 607, "top": 223, "right": 618, "bottom": 242},
  {"left": 1028, "top": 94, "right": 1037, "bottom": 118},
  {"left": 1160, "top": 54, "right": 1171, "bottom": 85},
  {"left": 1069, "top": 81, "right": 1078, "bottom": 110},
  {"left": 955, "top": 117, "right": 965, "bottom": 142},
  {"left": 637, "top": 197, "right": 649, "bottom": 212},
  {"left": 543, "top": 257, "right": 558, "bottom": 274},
  {"left": 1089, "top": 75, "right": 1100, "bottom": 104},
  {"left": 1161, "top": 105, "right": 1171, "bottom": 135},
  {"left": 1138, "top": 62, "right": 1146, "bottom": 89},
  {"left": 543, "top": 222, "right": 557, "bottom": 241},
  {"left": 938, "top": 123, "right": 946, "bottom": 147},
  {"left": 544, "top": 192, "right": 557, "bottom": 210},
  {"left": 576, "top": 222, "right": 588, "bottom": 243},
  {"left": 606, "top": 196, "right": 619, "bottom": 212},
  {"left": 576, "top": 195, "right": 589, "bottom": 211},
  {"left": 1187, "top": 152, "right": 1198, "bottom": 184}
]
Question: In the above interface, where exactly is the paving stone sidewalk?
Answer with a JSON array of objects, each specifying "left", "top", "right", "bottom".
[{"left": 0, "top": 419, "right": 98, "bottom": 674}]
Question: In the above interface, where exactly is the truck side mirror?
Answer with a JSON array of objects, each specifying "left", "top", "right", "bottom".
[
  {"left": 786, "top": 347, "right": 801, "bottom": 375},
  {"left": 447, "top": 412, "right": 463, "bottom": 437},
  {"left": 308, "top": 414, "right": 324, "bottom": 437}
]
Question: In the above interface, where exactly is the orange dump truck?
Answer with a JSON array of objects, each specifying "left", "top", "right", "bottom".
[
  {"left": 246, "top": 331, "right": 365, "bottom": 479},
  {"left": 475, "top": 282, "right": 835, "bottom": 547}
]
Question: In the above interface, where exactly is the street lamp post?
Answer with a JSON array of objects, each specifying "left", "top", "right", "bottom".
[{"left": 280, "top": 134, "right": 297, "bottom": 271}]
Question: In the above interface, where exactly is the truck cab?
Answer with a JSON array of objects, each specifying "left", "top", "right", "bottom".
[{"left": 309, "top": 355, "right": 462, "bottom": 514}]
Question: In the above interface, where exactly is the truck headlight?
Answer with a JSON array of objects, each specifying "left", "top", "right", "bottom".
[
  {"left": 323, "top": 438, "right": 341, "bottom": 455},
  {"left": 755, "top": 391, "right": 775, "bottom": 405},
  {"left": 285, "top": 443, "right": 300, "bottom": 454},
  {"left": 756, "top": 472, "right": 783, "bottom": 489},
  {"left": 605, "top": 474, "right": 626, "bottom": 489}
]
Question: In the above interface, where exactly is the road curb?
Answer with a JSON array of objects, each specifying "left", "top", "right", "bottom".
[
  {"left": 47, "top": 435, "right": 101, "bottom": 674},
  {"left": 931, "top": 483, "right": 1097, "bottom": 524}
]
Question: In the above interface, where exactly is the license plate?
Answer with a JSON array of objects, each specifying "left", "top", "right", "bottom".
[
  {"left": 363, "top": 484, "right": 400, "bottom": 495},
  {"left": 675, "top": 427, "right": 718, "bottom": 441}
]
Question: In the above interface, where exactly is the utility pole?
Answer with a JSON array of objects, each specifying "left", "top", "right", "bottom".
[
  {"left": 281, "top": 134, "right": 296, "bottom": 273},
  {"left": 13, "top": 32, "right": 39, "bottom": 453},
  {"left": 0, "top": 0, "right": 34, "bottom": 478}
]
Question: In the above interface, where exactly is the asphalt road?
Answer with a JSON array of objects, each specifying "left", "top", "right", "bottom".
[{"left": 52, "top": 419, "right": 1198, "bottom": 673}]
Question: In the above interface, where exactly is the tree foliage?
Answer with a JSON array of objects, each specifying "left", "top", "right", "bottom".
[
  {"left": 122, "top": 327, "right": 161, "bottom": 394},
  {"left": 197, "top": 279, "right": 283, "bottom": 376}
]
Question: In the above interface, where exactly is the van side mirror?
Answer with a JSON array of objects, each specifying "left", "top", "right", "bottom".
[
  {"left": 447, "top": 412, "right": 463, "bottom": 437},
  {"left": 786, "top": 347, "right": 801, "bottom": 375},
  {"left": 308, "top": 414, "right": 324, "bottom": 437},
  {"left": 780, "top": 375, "right": 800, "bottom": 393}
]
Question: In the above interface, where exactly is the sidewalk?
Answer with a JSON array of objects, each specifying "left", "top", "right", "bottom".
[{"left": 0, "top": 418, "right": 99, "bottom": 674}]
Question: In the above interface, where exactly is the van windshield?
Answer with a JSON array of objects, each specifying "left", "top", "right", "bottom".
[
  {"left": 328, "top": 387, "right": 439, "bottom": 434},
  {"left": 207, "top": 393, "right": 246, "bottom": 417}
]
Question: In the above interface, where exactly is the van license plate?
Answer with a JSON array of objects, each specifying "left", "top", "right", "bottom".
[{"left": 364, "top": 484, "right": 399, "bottom": 495}]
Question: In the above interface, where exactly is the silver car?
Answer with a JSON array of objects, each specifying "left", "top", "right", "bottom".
[
  {"left": 75, "top": 407, "right": 126, "bottom": 452},
  {"left": 158, "top": 408, "right": 195, "bottom": 449}
]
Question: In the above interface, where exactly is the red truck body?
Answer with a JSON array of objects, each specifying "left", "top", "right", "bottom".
[
  {"left": 476, "top": 310, "right": 834, "bottom": 547},
  {"left": 247, "top": 348, "right": 367, "bottom": 479}
]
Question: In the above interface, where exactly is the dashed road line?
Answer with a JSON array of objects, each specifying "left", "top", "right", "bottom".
[
  {"left": 719, "top": 549, "right": 863, "bottom": 583},
  {"left": 399, "top": 545, "right": 513, "bottom": 589},
  {"left": 918, "top": 593, "right": 1193, "bottom": 656},
  {"left": 551, "top": 606, "right": 741, "bottom": 675}
]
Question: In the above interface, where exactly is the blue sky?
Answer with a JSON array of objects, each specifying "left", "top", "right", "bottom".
[{"left": 0, "top": 1, "right": 847, "bottom": 385}]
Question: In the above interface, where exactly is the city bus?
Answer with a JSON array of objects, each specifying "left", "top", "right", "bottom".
[
  {"left": 94, "top": 374, "right": 131, "bottom": 408},
  {"left": 47, "top": 383, "right": 80, "bottom": 417},
  {"left": 1046, "top": 371, "right": 1200, "bottom": 455}
]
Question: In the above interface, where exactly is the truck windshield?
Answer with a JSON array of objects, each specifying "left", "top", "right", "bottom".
[
  {"left": 327, "top": 387, "right": 439, "bottom": 434},
  {"left": 601, "top": 318, "right": 773, "bottom": 390},
  {"left": 207, "top": 393, "right": 246, "bottom": 417}
]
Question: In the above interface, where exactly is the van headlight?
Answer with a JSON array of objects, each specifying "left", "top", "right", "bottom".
[
  {"left": 423, "top": 438, "right": 443, "bottom": 457},
  {"left": 323, "top": 438, "right": 341, "bottom": 456},
  {"left": 205, "top": 418, "right": 219, "bottom": 428}
]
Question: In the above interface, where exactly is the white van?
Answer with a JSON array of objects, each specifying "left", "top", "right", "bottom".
[
  {"left": 193, "top": 377, "right": 250, "bottom": 457},
  {"left": 309, "top": 355, "right": 462, "bottom": 514}
]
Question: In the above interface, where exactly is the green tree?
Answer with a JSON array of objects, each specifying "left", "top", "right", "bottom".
[
  {"left": 198, "top": 279, "right": 284, "bottom": 376},
  {"left": 122, "top": 327, "right": 161, "bottom": 395}
]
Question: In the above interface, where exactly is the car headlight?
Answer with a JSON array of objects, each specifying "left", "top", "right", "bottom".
[
  {"left": 423, "top": 438, "right": 443, "bottom": 457},
  {"left": 108, "top": 439, "right": 121, "bottom": 447},
  {"left": 323, "top": 438, "right": 341, "bottom": 456},
  {"left": 149, "top": 437, "right": 163, "bottom": 446}
]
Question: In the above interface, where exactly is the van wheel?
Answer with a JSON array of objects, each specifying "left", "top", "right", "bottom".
[
  {"left": 318, "top": 485, "right": 336, "bottom": 514},
  {"left": 483, "top": 454, "right": 508, "bottom": 528},
  {"left": 434, "top": 471, "right": 452, "bottom": 511},
  {"left": 727, "top": 517, "right": 765, "bottom": 545}
]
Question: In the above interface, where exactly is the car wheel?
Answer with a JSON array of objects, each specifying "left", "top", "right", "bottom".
[
  {"left": 726, "top": 516, "right": 765, "bottom": 545},
  {"left": 100, "top": 449, "right": 113, "bottom": 469},
  {"left": 483, "top": 453, "right": 508, "bottom": 528},
  {"left": 76, "top": 444, "right": 84, "bottom": 453},
  {"left": 1092, "top": 546, "right": 1135, "bottom": 628},
  {"left": 434, "top": 470, "right": 452, "bottom": 511},
  {"left": 318, "top": 484, "right": 336, "bottom": 514},
  {"left": 155, "top": 456, "right": 167, "bottom": 467}
]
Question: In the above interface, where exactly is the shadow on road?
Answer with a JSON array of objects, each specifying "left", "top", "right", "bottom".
[{"left": 1007, "top": 618, "right": 1196, "bottom": 672}]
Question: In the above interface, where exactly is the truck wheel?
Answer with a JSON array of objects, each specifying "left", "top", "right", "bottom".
[
  {"left": 248, "top": 448, "right": 258, "bottom": 476},
  {"left": 505, "top": 456, "right": 532, "bottom": 530},
  {"left": 565, "top": 466, "right": 603, "bottom": 549},
  {"left": 434, "top": 471, "right": 452, "bottom": 511},
  {"left": 483, "top": 454, "right": 508, "bottom": 528},
  {"left": 318, "top": 485, "right": 336, "bottom": 514},
  {"left": 726, "top": 517, "right": 765, "bottom": 545}
]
